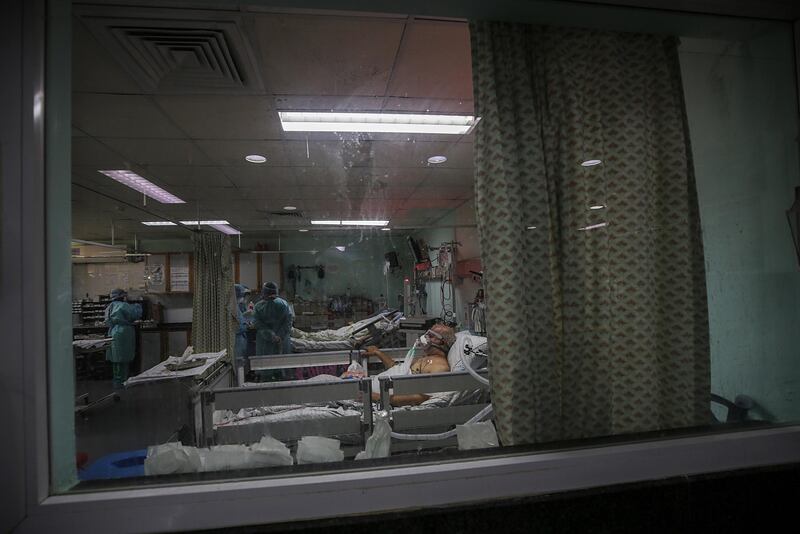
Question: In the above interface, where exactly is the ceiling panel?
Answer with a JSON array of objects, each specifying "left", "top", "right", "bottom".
[
  {"left": 73, "top": 94, "right": 185, "bottom": 138},
  {"left": 155, "top": 95, "right": 282, "bottom": 139},
  {"left": 408, "top": 186, "right": 473, "bottom": 200},
  {"left": 425, "top": 168, "right": 475, "bottom": 187},
  {"left": 386, "top": 21, "right": 472, "bottom": 100},
  {"left": 143, "top": 165, "right": 234, "bottom": 187},
  {"left": 101, "top": 138, "right": 211, "bottom": 165},
  {"left": 224, "top": 165, "right": 295, "bottom": 188},
  {"left": 252, "top": 14, "right": 405, "bottom": 96},
  {"left": 72, "top": 137, "right": 130, "bottom": 168},
  {"left": 194, "top": 139, "right": 288, "bottom": 166},
  {"left": 72, "top": 19, "right": 141, "bottom": 94}
]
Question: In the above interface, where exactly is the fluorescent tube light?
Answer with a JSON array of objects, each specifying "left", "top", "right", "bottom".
[
  {"left": 142, "top": 221, "right": 177, "bottom": 226},
  {"left": 210, "top": 224, "right": 241, "bottom": 235},
  {"left": 341, "top": 220, "right": 389, "bottom": 226},
  {"left": 278, "top": 112, "right": 478, "bottom": 135},
  {"left": 311, "top": 220, "right": 341, "bottom": 225},
  {"left": 179, "top": 220, "right": 230, "bottom": 225},
  {"left": 99, "top": 170, "right": 185, "bottom": 204}
]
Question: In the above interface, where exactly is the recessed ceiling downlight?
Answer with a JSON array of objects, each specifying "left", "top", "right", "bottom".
[
  {"left": 580, "top": 159, "right": 602, "bottom": 167},
  {"left": 427, "top": 155, "right": 447, "bottom": 164},
  {"left": 245, "top": 154, "right": 267, "bottom": 164},
  {"left": 283, "top": 206, "right": 297, "bottom": 211},
  {"left": 299, "top": 229, "right": 309, "bottom": 232}
]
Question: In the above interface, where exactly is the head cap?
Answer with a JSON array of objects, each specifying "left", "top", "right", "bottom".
[{"left": 262, "top": 281, "right": 279, "bottom": 297}]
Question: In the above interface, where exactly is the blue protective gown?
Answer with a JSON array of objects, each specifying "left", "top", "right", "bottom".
[
  {"left": 104, "top": 300, "right": 143, "bottom": 363},
  {"left": 235, "top": 303, "right": 251, "bottom": 362},
  {"left": 253, "top": 297, "right": 293, "bottom": 356}
]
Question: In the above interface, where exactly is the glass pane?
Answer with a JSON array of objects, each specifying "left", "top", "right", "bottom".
[{"left": 60, "top": 0, "right": 799, "bottom": 490}]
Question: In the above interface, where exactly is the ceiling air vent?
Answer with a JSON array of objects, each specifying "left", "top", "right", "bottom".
[{"left": 79, "top": 8, "right": 264, "bottom": 94}]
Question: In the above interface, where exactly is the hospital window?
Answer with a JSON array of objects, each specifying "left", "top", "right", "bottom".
[{"left": 57, "top": 0, "right": 800, "bottom": 494}]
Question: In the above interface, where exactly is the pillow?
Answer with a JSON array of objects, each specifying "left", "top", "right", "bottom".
[{"left": 447, "top": 331, "right": 488, "bottom": 372}]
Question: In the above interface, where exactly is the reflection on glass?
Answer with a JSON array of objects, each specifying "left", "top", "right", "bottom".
[{"left": 65, "top": 2, "right": 798, "bottom": 488}]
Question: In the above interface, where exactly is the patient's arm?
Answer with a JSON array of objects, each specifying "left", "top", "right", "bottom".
[
  {"left": 370, "top": 356, "right": 450, "bottom": 406},
  {"left": 364, "top": 345, "right": 396, "bottom": 370}
]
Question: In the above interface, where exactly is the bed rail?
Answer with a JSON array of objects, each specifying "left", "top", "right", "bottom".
[{"left": 198, "top": 378, "right": 373, "bottom": 447}]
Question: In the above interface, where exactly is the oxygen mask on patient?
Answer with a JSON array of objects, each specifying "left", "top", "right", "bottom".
[{"left": 416, "top": 328, "right": 447, "bottom": 352}]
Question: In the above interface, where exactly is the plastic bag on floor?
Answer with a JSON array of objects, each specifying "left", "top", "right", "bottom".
[
  {"left": 200, "top": 444, "right": 255, "bottom": 472},
  {"left": 296, "top": 436, "right": 344, "bottom": 464},
  {"left": 250, "top": 435, "right": 293, "bottom": 467},
  {"left": 355, "top": 412, "right": 391, "bottom": 460},
  {"left": 456, "top": 420, "right": 499, "bottom": 451},
  {"left": 144, "top": 442, "right": 202, "bottom": 475}
]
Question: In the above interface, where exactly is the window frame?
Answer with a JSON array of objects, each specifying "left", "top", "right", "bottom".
[{"left": 5, "top": 0, "right": 800, "bottom": 531}]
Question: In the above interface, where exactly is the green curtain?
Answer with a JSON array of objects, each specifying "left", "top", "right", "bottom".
[
  {"left": 470, "top": 21, "right": 710, "bottom": 445},
  {"left": 192, "top": 232, "right": 235, "bottom": 359}
]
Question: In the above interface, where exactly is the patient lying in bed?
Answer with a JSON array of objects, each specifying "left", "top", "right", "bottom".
[{"left": 342, "top": 323, "right": 456, "bottom": 406}]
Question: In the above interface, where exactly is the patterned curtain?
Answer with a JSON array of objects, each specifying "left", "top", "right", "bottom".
[
  {"left": 470, "top": 21, "right": 710, "bottom": 445},
  {"left": 192, "top": 232, "right": 235, "bottom": 358}
]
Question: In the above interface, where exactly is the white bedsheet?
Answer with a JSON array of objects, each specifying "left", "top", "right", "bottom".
[{"left": 125, "top": 350, "right": 227, "bottom": 387}]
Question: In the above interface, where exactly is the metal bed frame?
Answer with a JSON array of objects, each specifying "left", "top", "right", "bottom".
[{"left": 195, "top": 347, "right": 490, "bottom": 454}]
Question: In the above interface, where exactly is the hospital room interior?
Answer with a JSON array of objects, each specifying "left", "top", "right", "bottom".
[{"left": 66, "top": 1, "right": 800, "bottom": 483}]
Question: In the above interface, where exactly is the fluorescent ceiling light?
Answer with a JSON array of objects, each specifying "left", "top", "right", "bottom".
[
  {"left": 427, "top": 155, "right": 447, "bottom": 164},
  {"left": 278, "top": 112, "right": 478, "bottom": 135},
  {"left": 283, "top": 206, "right": 297, "bottom": 211},
  {"left": 142, "top": 221, "right": 177, "bottom": 226},
  {"left": 311, "top": 220, "right": 341, "bottom": 225},
  {"left": 210, "top": 224, "right": 241, "bottom": 235},
  {"left": 381, "top": 228, "right": 391, "bottom": 231},
  {"left": 526, "top": 226, "right": 537, "bottom": 230},
  {"left": 589, "top": 205, "right": 605, "bottom": 210},
  {"left": 99, "top": 170, "right": 185, "bottom": 204},
  {"left": 180, "top": 220, "right": 230, "bottom": 225},
  {"left": 245, "top": 154, "right": 267, "bottom": 163},
  {"left": 298, "top": 229, "right": 309, "bottom": 232},
  {"left": 578, "top": 222, "right": 608, "bottom": 231},
  {"left": 335, "top": 246, "right": 346, "bottom": 252},
  {"left": 581, "top": 159, "right": 603, "bottom": 167},
  {"left": 341, "top": 220, "right": 389, "bottom": 227}
]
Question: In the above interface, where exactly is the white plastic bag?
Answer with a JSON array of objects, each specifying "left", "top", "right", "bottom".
[
  {"left": 355, "top": 412, "right": 391, "bottom": 460},
  {"left": 296, "top": 436, "right": 344, "bottom": 464},
  {"left": 199, "top": 444, "right": 254, "bottom": 472},
  {"left": 456, "top": 420, "right": 499, "bottom": 450},
  {"left": 144, "top": 443, "right": 202, "bottom": 475},
  {"left": 250, "top": 435, "right": 293, "bottom": 467}
]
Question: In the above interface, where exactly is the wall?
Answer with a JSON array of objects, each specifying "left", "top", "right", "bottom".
[
  {"left": 278, "top": 232, "right": 413, "bottom": 306},
  {"left": 679, "top": 31, "right": 800, "bottom": 422},
  {"left": 72, "top": 260, "right": 146, "bottom": 299}
]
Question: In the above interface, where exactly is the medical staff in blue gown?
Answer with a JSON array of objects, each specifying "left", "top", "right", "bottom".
[
  {"left": 104, "top": 288, "right": 142, "bottom": 388},
  {"left": 234, "top": 283, "right": 252, "bottom": 365},
  {"left": 253, "top": 282, "right": 293, "bottom": 380}
]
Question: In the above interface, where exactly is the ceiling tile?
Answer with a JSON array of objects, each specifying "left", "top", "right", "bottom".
[
  {"left": 252, "top": 14, "right": 404, "bottom": 96},
  {"left": 386, "top": 21, "right": 472, "bottom": 100},
  {"left": 101, "top": 138, "right": 211, "bottom": 166},
  {"left": 72, "top": 137, "right": 129, "bottom": 168},
  {"left": 72, "top": 18, "right": 141, "bottom": 94},
  {"left": 194, "top": 139, "right": 288, "bottom": 166},
  {"left": 409, "top": 186, "right": 473, "bottom": 200},
  {"left": 224, "top": 165, "right": 296, "bottom": 188},
  {"left": 154, "top": 95, "right": 282, "bottom": 139},
  {"left": 425, "top": 168, "right": 474, "bottom": 187},
  {"left": 144, "top": 165, "right": 233, "bottom": 187},
  {"left": 73, "top": 94, "right": 184, "bottom": 138}
]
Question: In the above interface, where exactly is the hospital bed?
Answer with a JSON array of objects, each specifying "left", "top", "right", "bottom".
[
  {"left": 194, "top": 333, "right": 491, "bottom": 457},
  {"left": 289, "top": 310, "right": 404, "bottom": 352}
]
